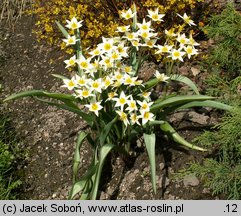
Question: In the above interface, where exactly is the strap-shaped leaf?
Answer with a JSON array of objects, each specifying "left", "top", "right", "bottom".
[
  {"left": 99, "top": 116, "right": 117, "bottom": 146},
  {"left": 69, "top": 163, "right": 98, "bottom": 200},
  {"left": 35, "top": 97, "right": 93, "bottom": 123},
  {"left": 4, "top": 90, "right": 77, "bottom": 102},
  {"left": 52, "top": 74, "right": 69, "bottom": 80},
  {"left": 80, "top": 180, "right": 93, "bottom": 200},
  {"left": 144, "top": 78, "right": 159, "bottom": 91},
  {"left": 150, "top": 95, "right": 214, "bottom": 112},
  {"left": 176, "top": 100, "right": 233, "bottom": 111},
  {"left": 55, "top": 21, "right": 69, "bottom": 38},
  {"left": 91, "top": 143, "right": 115, "bottom": 200},
  {"left": 43, "top": 92, "right": 77, "bottom": 101},
  {"left": 171, "top": 74, "right": 200, "bottom": 95},
  {"left": 73, "top": 132, "right": 88, "bottom": 182},
  {"left": 160, "top": 121, "right": 206, "bottom": 151},
  {"left": 143, "top": 133, "right": 157, "bottom": 194},
  {"left": 4, "top": 90, "right": 46, "bottom": 102}
]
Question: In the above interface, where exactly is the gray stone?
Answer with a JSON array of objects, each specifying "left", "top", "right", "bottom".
[
  {"left": 183, "top": 174, "right": 200, "bottom": 187},
  {"left": 188, "top": 111, "right": 209, "bottom": 125}
]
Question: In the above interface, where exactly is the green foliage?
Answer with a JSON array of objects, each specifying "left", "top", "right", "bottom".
[
  {"left": 205, "top": 73, "right": 241, "bottom": 106},
  {"left": 204, "top": 3, "right": 241, "bottom": 76},
  {"left": 0, "top": 114, "right": 22, "bottom": 199},
  {"left": 176, "top": 108, "right": 241, "bottom": 199}
]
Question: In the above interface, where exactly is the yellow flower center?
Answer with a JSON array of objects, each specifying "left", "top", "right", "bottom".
[
  {"left": 187, "top": 47, "right": 193, "bottom": 54},
  {"left": 82, "top": 90, "right": 89, "bottom": 97},
  {"left": 125, "top": 66, "right": 132, "bottom": 73},
  {"left": 116, "top": 74, "right": 122, "bottom": 80},
  {"left": 92, "top": 82, "right": 99, "bottom": 88},
  {"left": 152, "top": 14, "right": 158, "bottom": 20},
  {"left": 91, "top": 103, "right": 99, "bottom": 111},
  {"left": 120, "top": 112, "right": 127, "bottom": 121},
  {"left": 105, "top": 80, "right": 111, "bottom": 86},
  {"left": 104, "top": 59, "right": 111, "bottom": 64},
  {"left": 120, "top": 26, "right": 127, "bottom": 31},
  {"left": 71, "top": 23, "right": 78, "bottom": 29},
  {"left": 117, "top": 47, "right": 124, "bottom": 53},
  {"left": 126, "top": 77, "right": 133, "bottom": 84},
  {"left": 130, "top": 102, "right": 136, "bottom": 108},
  {"left": 108, "top": 92, "right": 115, "bottom": 98},
  {"left": 119, "top": 97, "right": 126, "bottom": 104},
  {"left": 127, "top": 34, "right": 134, "bottom": 39},
  {"left": 132, "top": 41, "right": 139, "bottom": 46},
  {"left": 126, "top": 13, "right": 131, "bottom": 19},
  {"left": 180, "top": 38, "right": 186, "bottom": 44},
  {"left": 80, "top": 61, "right": 88, "bottom": 68},
  {"left": 69, "top": 59, "right": 75, "bottom": 65},
  {"left": 104, "top": 43, "right": 112, "bottom": 51},
  {"left": 132, "top": 114, "right": 137, "bottom": 121},
  {"left": 68, "top": 80, "right": 75, "bottom": 87},
  {"left": 184, "top": 17, "right": 191, "bottom": 23},
  {"left": 144, "top": 112, "right": 150, "bottom": 119},
  {"left": 94, "top": 50, "right": 100, "bottom": 55},
  {"left": 142, "top": 92, "right": 149, "bottom": 97},
  {"left": 111, "top": 53, "right": 119, "bottom": 59},
  {"left": 142, "top": 104, "right": 148, "bottom": 109},
  {"left": 141, "top": 25, "right": 148, "bottom": 31},
  {"left": 173, "top": 51, "right": 180, "bottom": 57},
  {"left": 78, "top": 79, "right": 85, "bottom": 85},
  {"left": 162, "top": 47, "right": 168, "bottom": 52},
  {"left": 141, "top": 32, "right": 148, "bottom": 39},
  {"left": 68, "top": 38, "right": 74, "bottom": 44}
]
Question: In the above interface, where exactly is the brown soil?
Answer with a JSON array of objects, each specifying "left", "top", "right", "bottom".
[{"left": 0, "top": 15, "right": 225, "bottom": 200}]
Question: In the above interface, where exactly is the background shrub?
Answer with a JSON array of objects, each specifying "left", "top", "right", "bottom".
[
  {"left": 175, "top": 107, "right": 241, "bottom": 199},
  {"left": 0, "top": 113, "right": 22, "bottom": 199},
  {"left": 30, "top": 0, "right": 213, "bottom": 53},
  {"left": 203, "top": 3, "right": 241, "bottom": 76}
]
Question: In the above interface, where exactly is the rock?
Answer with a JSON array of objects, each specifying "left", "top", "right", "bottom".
[
  {"left": 157, "top": 176, "right": 170, "bottom": 188},
  {"left": 169, "top": 111, "right": 188, "bottom": 123},
  {"left": 202, "top": 188, "right": 210, "bottom": 194},
  {"left": 138, "top": 61, "right": 157, "bottom": 81},
  {"left": 191, "top": 66, "right": 201, "bottom": 76},
  {"left": 136, "top": 138, "right": 143, "bottom": 148},
  {"left": 188, "top": 111, "right": 209, "bottom": 125},
  {"left": 167, "top": 194, "right": 176, "bottom": 200},
  {"left": 178, "top": 65, "right": 189, "bottom": 76},
  {"left": 100, "top": 192, "right": 109, "bottom": 200},
  {"left": 159, "top": 162, "right": 165, "bottom": 170},
  {"left": 183, "top": 174, "right": 200, "bottom": 187}
]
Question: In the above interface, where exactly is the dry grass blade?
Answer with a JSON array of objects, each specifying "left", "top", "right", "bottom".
[{"left": 0, "top": 0, "right": 33, "bottom": 26}]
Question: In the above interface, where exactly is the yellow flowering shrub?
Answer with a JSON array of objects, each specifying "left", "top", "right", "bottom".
[{"left": 30, "top": 0, "right": 216, "bottom": 51}]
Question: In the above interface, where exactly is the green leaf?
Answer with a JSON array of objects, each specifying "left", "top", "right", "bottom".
[
  {"left": 151, "top": 95, "right": 215, "bottom": 112},
  {"left": 73, "top": 132, "right": 88, "bottom": 182},
  {"left": 55, "top": 21, "right": 69, "bottom": 38},
  {"left": 4, "top": 90, "right": 77, "bottom": 103},
  {"left": 69, "top": 163, "right": 98, "bottom": 200},
  {"left": 4, "top": 90, "right": 46, "bottom": 102},
  {"left": 99, "top": 116, "right": 117, "bottom": 146},
  {"left": 69, "top": 179, "right": 87, "bottom": 200},
  {"left": 143, "top": 133, "right": 157, "bottom": 193},
  {"left": 144, "top": 78, "right": 159, "bottom": 91},
  {"left": 160, "top": 121, "right": 206, "bottom": 151},
  {"left": 91, "top": 143, "right": 115, "bottom": 200},
  {"left": 80, "top": 180, "right": 93, "bottom": 200},
  {"left": 176, "top": 100, "right": 233, "bottom": 111},
  {"left": 35, "top": 97, "right": 93, "bottom": 124},
  {"left": 171, "top": 74, "right": 200, "bottom": 95},
  {"left": 43, "top": 92, "right": 77, "bottom": 102},
  {"left": 52, "top": 74, "right": 69, "bottom": 80}
]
